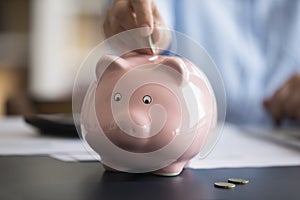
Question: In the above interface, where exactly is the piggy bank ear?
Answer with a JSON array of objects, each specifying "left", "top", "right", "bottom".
[
  {"left": 95, "top": 55, "right": 129, "bottom": 80},
  {"left": 159, "top": 57, "right": 188, "bottom": 86}
]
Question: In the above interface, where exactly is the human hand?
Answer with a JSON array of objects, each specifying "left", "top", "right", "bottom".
[
  {"left": 263, "top": 73, "right": 300, "bottom": 125},
  {"left": 103, "top": 0, "right": 165, "bottom": 37},
  {"left": 103, "top": 0, "right": 170, "bottom": 54}
]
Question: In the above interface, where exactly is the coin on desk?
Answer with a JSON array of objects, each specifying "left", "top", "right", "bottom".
[
  {"left": 214, "top": 182, "right": 236, "bottom": 189},
  {"left": 228, "top": 178, "right": 249, "bottom": 184}
]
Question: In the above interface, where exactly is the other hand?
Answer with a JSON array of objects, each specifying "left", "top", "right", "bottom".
[{"left": 264, "top": 73, "right": 300, "bottom": 125}]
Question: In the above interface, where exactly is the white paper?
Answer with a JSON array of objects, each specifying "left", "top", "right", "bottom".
[
  {"left": 1, "top": 117, "right": 300, "bottom": 168},
  {"left": 0, "top": 117, "right": 89, "bottom": 155},
  {"left": 50, "top": 154, "right": 77, "bottom": 162},
  {"left": 189, "top": 124, "right": 300, "bottom": 169}
]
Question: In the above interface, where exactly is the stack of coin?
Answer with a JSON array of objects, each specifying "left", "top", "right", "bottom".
[
  {"left": 214, "top": 178, "right": 249, "bottom": 189},
  {"left": 228, "top": 178, "right": 249, "bottom": 185},
  {"left": 214, "top": 182, "right": 236, "bottom": 189}
]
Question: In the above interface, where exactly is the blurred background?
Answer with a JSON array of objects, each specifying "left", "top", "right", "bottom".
[{"left": 0, "top": 0, "right": 107, "bottom": 117}]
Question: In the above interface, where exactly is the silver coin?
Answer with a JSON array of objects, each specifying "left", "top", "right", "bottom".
[
  {"left": 148, "top": 35, "right": 156, "bottom": 54},
  {"left": 228, "top": 178, "right": 249, "bottom": 184},
  {"left": 214, "top": 182, "right": 236, "bottom": 189}
]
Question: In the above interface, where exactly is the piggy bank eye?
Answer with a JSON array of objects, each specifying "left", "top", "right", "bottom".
[
  {"left": 114, "top": 93, "right": 122, "bottom": 101},
  {"left": 143, "top": 95, "right": 152, "bottom": 104}
]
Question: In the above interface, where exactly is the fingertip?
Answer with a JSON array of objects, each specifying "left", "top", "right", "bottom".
[
  {"left": 297, "top": 109, "right": 300, "bottom": 121},
  {"left": 274, "top": 118, "right": 282, "bottom": 127},
  {"left": 263, "top": 99, "right": 270, "bottom": 108},
  {"left": 139, "top": 23, "right": 152, "bottom": 36},
  {"left": 268, "top": 103, "right": 283, "bottom": 126}
]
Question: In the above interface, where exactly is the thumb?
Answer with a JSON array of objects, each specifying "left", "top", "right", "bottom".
[{"left": 131, "top": 0, "right": 153, "bottom": 36}]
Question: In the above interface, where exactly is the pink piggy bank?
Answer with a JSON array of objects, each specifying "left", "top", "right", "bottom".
[{"left": 81, "top": 52, "right": 217, "bottom": 176}]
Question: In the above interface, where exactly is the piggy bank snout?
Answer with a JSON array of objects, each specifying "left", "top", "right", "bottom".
[
  {"left": 115, "top": 109, "right": 151, "bottom": 127},
  {"left": 112, "top": 105, "right": 167, "bottom": 139},
  {"left": 113, "top": 111, "right": 151, "bottom": 138}
]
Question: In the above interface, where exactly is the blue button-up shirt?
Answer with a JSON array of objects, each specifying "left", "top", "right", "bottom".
[{"left": 157, "top": 0, "right": 300, "bottom": 124}]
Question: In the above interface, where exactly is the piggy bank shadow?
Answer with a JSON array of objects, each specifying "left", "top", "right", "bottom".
[{"left": 84, "top": 169, "right": 210, "bottom": 200}]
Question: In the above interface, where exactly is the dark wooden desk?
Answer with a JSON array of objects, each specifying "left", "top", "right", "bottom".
[{"left": 0, "top": 156, "right": 299, "bottom": 200}]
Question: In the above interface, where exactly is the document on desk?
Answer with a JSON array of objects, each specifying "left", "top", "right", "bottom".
[
  {"left": 189, "top": 124, "right": 300, "bottom": 169},
  {"left": 0, "top": 117, "right": 300, "bottom": 168},
  {"left": 0, "top": 117, "right": 97, "bottom": 161}
]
